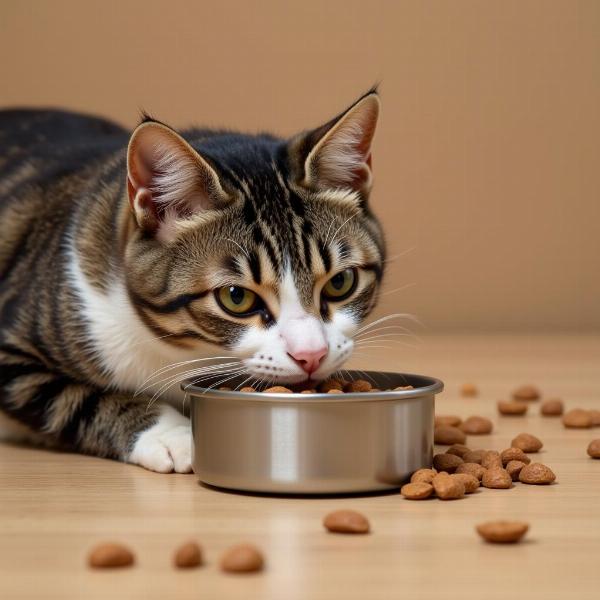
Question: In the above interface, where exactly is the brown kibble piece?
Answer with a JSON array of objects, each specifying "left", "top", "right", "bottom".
[
  {"left": 501, "top": 447, "right": 531, "bottom": 466},
  {"left": 432, "top": 453, "right": 463, "bottom": 473},
  {"left": 327, "top": 388, "right": 342, "bottom": 394},
  {"left": 174, "top": 542, "right": 202, "bottom": 569},
  {"left": 344, "top": 379, "right": 372, "bottom": 393},
  {"left": 432, "top": 472, "right": 465, "bottom": 499},
  {"left": 395, "top": 385, "right": 414, "bottom": 390},
  {"left": 497, "top": 400, "right": 528, "bottom": 415},
  {"left": 401, "top": 482, "right": 434, "bottom": 500},
  {"left": 317, "top": 379, "right": 344, "bottom": 393},
  {"left": 481, "top": 450, "right": 503, "bottom": 470},
  {"left": 562, "top": 409, "right": 593, "bottom": 429},
  {"left": 587, "top": 439, "right": 600, "bottom": 458},
  {"left": 540, "top": 398, "right": 564, "bottom": 416},
  {"left": 410, "top": 468, "right": 437, "bottom": 484},
  {"left": 446, "top": 444, "right": 471, "bottom": 458},
  {"left": 462, "top": 449, "right": 486, "bottom": 464},
  {"left": 219, "top": 386, "right": 232, "bottom": 391},
  {"left": 455, "top": 462, "right": 487, "bottom": 481},
  {"left": 88, "top": 543, "right": 135, "bottom": 569},
  {"left": 323, "top": 510, "right": 370, "bottom": 534},
  {"left": 240, "top": 387, "right": 256, "bottom": 393},
  {"left": 451, "top": 473, "right": 479, "bottom": 493},
  {"left": 460, "top": 383, "right": 478, "bottom": 397},
  {"left": 519, "top": 462, "right": 556, "bottom": 485},
  {"left": 435, "top": 415, "right": 463, "bottom": 428},
  {"left": 476, "top": 521, "right": 529, "bottom": 543},
  {"left": 460, "top": 416, "right": 493, "bottom": 435},
  {"left": 589, "top": 410, "right": 600, "bottom": 426},
  {"left": 482, "top": 468, "right": 512, "bottom": 489},
  {"left": 511, "top": 433, "right": 543, "bottom": 453},
  {"left": 220, "top": 544, "right": 264, "bottom": 573},
  {"left": 512, "top": 385, "right": 540, "bottom": 401},
  {"left": 506, "top": 460, "right": 526, "bottom": 481},
  {"left": 300, "top": 389, "right": 316, "bottom": 394},
  {"left": 434, "top": 425, "right": 466, "bottom": 445},
  {"left": 263, "top": 386, "right": 293, "bottom": 393}
]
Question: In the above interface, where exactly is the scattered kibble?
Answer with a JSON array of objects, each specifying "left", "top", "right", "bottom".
[
  {"left": 445, "top": 444, "right": 471, "bottom": 458},
  {"left": 540, "top": 398, "right": 564, "bottom": 416},
  {"left": 589, "top": 410, "right": 600, "bottom": 427},
  {"left": 410, "top": 468, "right": 437, "bottom": 484},
  {"left": 434, "top": 415, "right": 463, "bottom": 428},
  {"left": 460, "top": 416, "right": 493, "bottom": 435},
  {"left": 451, "top": 473, "right": 479, "bottom": 493},
  {"left": 511, "top": 433, "right": 543, "bottom": 453},
  {"left": 505, "top": 460, "right": 527, "bottom": 481},
  {"left": 400, "top": 482, "right": 434, "bottom": 500},
  {"left": 173, "top": 542, "right": 203, "bottom": 569},
  {"left": 323, "top": 510, "right": 370, "bottom": 534},
  {"left": 512, "top": 385, "right": 540, "bottom": 401},
  {"left": 476, "top": 521, "right": 529, "bottom": 543},
  {"left": 434, "top": 425, "right": 467, "bottom": 445},
  {"left": 562, "top": 409, "right": 593, "bottom": 429},
  {"left": 463, "top": 449, "right": 486, "bottom": 465},
  {"left": 432, "top": 453, "right": 464, "bottom": 473},
  {"left": 519, "top": 463, "right": 556, "bottom": 485},
  {"left": 220, "top": 544, "right": 264, "bottom": 573},
  {"left": 482, "top": 468, "right": 512, "bottom": 489},
  {"left": 432, "top": 472, "right": 465, "bottom": 500},
  {"left": 501, "top": 447, "right": 531, "bottom": 467},
  {"left": 88, "top": 543, "right": 135, "bottom": 569},
  {"left": 481, "top": 450, "right": 502, "bottom": 470},
  {"left": 460, "top": 383, "right": 478, "bottom": 397},
  {"left": 498, "top": 400, "right": 528, "bottom": 416},
  {"left": 455, "top": 462, "right": 487, "bottom": 481},
  {"left": 587, "top": 439, "right": 600, "bottom": 458}
]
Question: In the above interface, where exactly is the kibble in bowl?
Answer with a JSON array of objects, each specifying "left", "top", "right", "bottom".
[{"left": 184, "top": 370, "right": 443, "bottom": 494}]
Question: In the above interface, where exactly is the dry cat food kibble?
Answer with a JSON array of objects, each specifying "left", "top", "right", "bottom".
[
  {"left": 446, "top": 444, "right": 471, "bottom": 458},
  {"left": 88, "top": 543, "right": 135, "bottom": 569},
  {"left": 506, "top": 460, "right": 527, "bottom": 481},
  {"left": 220, "top": 544, "right": 264, "bottom": 573},
  {"left": 240, "top": 386, "right": 256, "bottom": 393},
  {"left": 587, "top": 439, "right": 600, "bottom": 458},
  {"left": 519, "top": 463, "right": 556, "bottom": 485},
  {"left": 451, "top": 473, "right": 479, "bottom": 493},
  {"left": 323, "top": 510, "right": 370, "bottom": 534},
  {"left": 435, "top": 415, "right": 463, "bottom": 428},
  {"left": 434, "top": 425, "right": 467, "bottom": 445},
  {"left": 511, "top": 433, "right": 543, "bottom": 453},
  {"left": 463, "top": 449, "right": 486, "bottom": 464},
  {"left": 455, "top": 462, "right": 487, "bottom": 481},
  {"left": 541, "top": 398, "right": 564, "bottom": 416},
  {"left": 512, "top": 385, "right": 541, "bottom": 401},
  {"left": 460, "top": 416, "right": 493, "bottom": 435},
  {"left": 481, "top": 450, "right": 502, "bottom": 470},
  {"left": 344, "top": 379, "right": 372, "bottom": 392},
  {"left": 497, "top": 400, "right": 528, "bottom": 416},
  {"left": 432, "top": 472, "right": 465, "bottom": 500},
  {"left": 482, "top": 468, "right": 512, "bottom": 489},
  {"left": 263, "top": 386, "right": 293, "bottom": 393},
  {"left": 589, "top": 410, "right": 600, "bottom": 426},
  {"left": 562, "top": 409, "right": 593, "bottom": 429},
  {"left": 410, "top": 468, "right": 437, "bottom": 484},
  {"left": 460, "top": 383, "right": 479, "bottom": 397},
  {"left": 476, "top": 521, "right": 529, "bottom": 544},
  {"left": 318, "top": 379, "right": 344, "bottom": 392},
  {"left": 174, "top": 542, "right": 203, "bottom": 569},
  {"left": 432, "top": 453, "right": 464, "bottom": 473},
  {"left": 400, "top": 482, "right": 434, "bottom": 500},
  {"left": 501, "top": 447, "right": 531, "bottom": 466}
]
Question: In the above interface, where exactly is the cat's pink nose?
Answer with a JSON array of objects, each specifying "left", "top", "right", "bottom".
[{"left": 288, "top": 347, "right": 328, "bottom": 374}]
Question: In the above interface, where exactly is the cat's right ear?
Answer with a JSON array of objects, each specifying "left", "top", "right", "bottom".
[{"left": 126, "top": 120, "right": 230, "bottom": 241}]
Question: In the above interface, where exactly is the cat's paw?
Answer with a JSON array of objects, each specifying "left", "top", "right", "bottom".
[{"left": 128, "top": 405, "right": 193, "bottom": 473}]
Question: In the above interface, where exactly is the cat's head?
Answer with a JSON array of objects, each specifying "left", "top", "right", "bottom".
[{"left": 124, "top": 90, "right": 385, "bottom": 385}]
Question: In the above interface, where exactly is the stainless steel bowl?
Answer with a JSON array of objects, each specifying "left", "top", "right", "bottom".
[{"left": 184, "top": 371, "right": 443, "bottom": 494}]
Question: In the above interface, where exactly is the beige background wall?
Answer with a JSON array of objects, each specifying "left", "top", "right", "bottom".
[{"left": 1, "top": 0, "right": 599, "bottom": 332}]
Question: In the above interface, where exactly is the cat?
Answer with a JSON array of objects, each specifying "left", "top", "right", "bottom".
[{"left": 0, "top": 90, "right": 385, "bottom": 473}]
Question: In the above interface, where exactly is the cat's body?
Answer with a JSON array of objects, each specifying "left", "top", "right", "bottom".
[{"left": 0, "top": 93, "right": 385, "bottom": 472}]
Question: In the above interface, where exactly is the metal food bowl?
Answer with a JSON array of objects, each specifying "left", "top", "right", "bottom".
[{"left": 183, "top": 371, "right": 443, "bottom": 495}]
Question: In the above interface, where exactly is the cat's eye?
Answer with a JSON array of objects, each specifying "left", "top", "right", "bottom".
[
  {"left": 216, "top": 286, "right": 260, "bottom": 316},
  {"left": 322, "top": 268, "right": 357, "bottom": 301}
]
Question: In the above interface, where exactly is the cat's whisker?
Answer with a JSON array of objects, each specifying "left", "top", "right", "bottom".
[
  {"left": 379, "top": 282, "right": 417, "bottom": 297},
  {"left": 198, "top": 369, "right": 248, "bottom": 395},
  {"left": 327, "top": 213, "right": 357, "bottom": 247},
  {"left": 354, "top": 325, "right": 418, "bottom": 341},
  {"left": 218, "top": 237, "right": 250, "bottom": 261},
  {"left": 354, "top": 333, "right": 421, "bottom": 344},
  {"left": 135, "top": 356, "right": 238, "bottom": 394},
  {"left": 356, "top": 312, "right": 423, "bottom": 334},
  {"left": 382, "top": 246, "right": 417, "bottom": 264}
]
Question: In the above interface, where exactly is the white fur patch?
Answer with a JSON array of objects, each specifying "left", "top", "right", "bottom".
[{"left": 128, "top": 404, "right": 192, "bottom": 473}]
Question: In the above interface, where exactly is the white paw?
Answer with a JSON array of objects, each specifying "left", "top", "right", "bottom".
[{"left": 128, "top": 405, "right": 193, "bottom": 473}]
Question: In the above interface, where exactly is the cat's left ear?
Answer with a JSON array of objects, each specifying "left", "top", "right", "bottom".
[
  {"left": 291, "top": 90, "right": 380, "bottom": 196},
  {"left": 127, "top": 120, "right": 230, "bottom": 241}
]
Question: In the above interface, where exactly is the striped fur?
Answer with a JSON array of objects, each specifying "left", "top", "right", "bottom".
[{"left": 0, "top": 91, "right": 385, "bottom": 471}]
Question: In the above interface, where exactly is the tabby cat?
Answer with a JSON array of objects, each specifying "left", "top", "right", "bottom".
[{"left": 0, "top": 90, "right": 385, "bottom": 472}]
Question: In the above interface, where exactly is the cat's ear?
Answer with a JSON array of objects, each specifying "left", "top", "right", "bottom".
[
  {"left": 127, "top": 120, "right": 229, "bottom": 240},
  {"left": 292, "top": 90, "right": 380, "bottom": 195}
]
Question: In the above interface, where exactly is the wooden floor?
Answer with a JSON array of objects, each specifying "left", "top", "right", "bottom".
[{"left": 1, "top": 335, "right": 599, "bottom": 599}]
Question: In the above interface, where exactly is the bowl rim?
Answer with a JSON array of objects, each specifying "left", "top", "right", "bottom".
[{"left": 182, "top": 371, "right": 444, "bottom": 404}]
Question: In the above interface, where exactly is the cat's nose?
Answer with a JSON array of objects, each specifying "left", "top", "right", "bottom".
[{"left": 287, "top": 347, "right": 328, "bottom": 374}]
